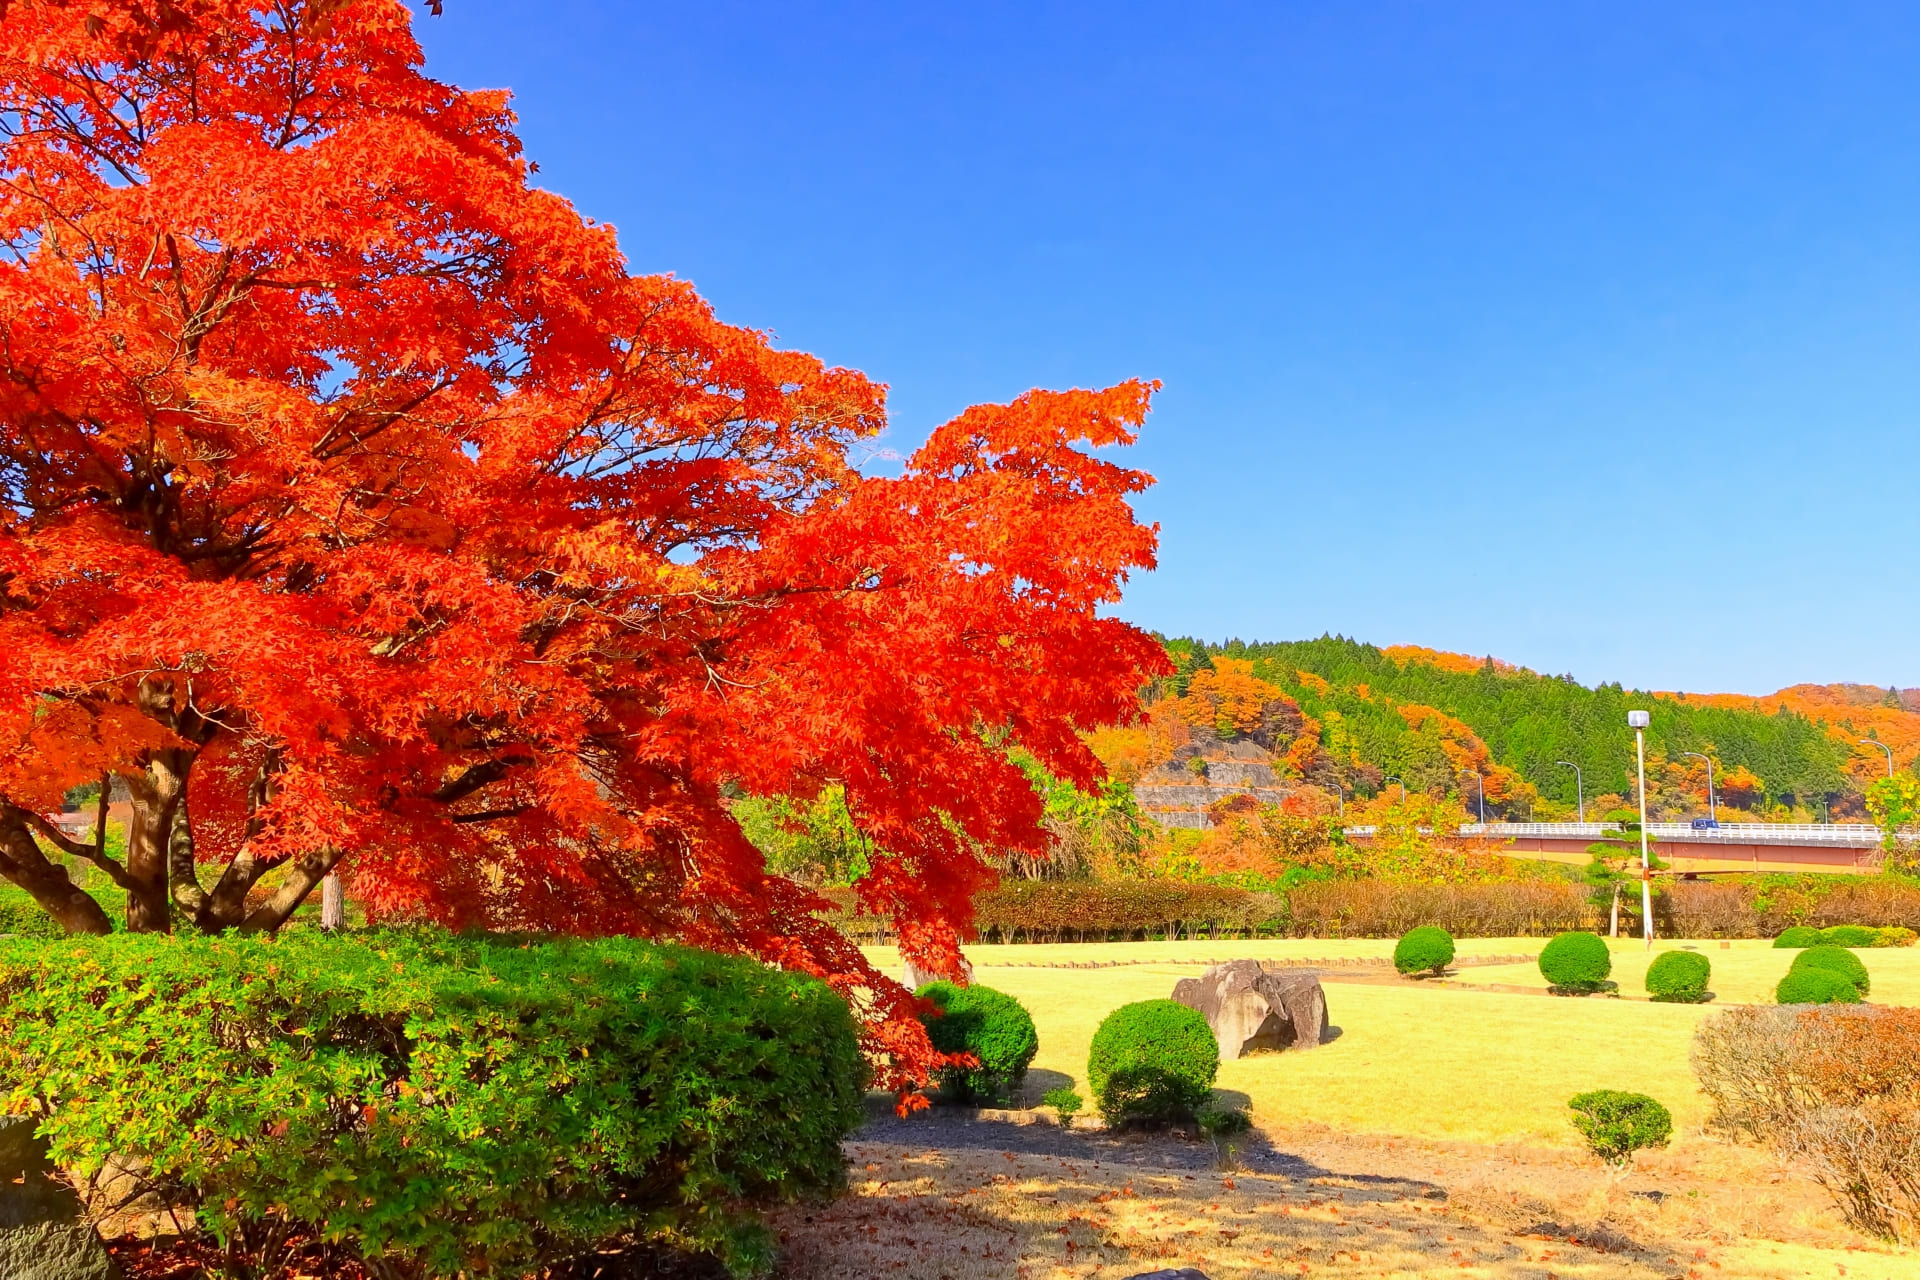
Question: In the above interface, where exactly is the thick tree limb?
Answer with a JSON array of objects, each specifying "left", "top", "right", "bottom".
[
  {"left": 239, "top": 846, "right": 345, "bottom": 934},
  {"left": 0, "top": 810, "right": 113, "bottom": 935}
]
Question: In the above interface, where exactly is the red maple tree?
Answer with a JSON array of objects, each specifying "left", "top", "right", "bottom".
[{"left": 0, "top": 0, "right": 1165, "bottom": 1086}]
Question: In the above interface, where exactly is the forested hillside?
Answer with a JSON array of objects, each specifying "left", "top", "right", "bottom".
[{"left": 1142, "top": 636, "right": 1889, "bottom": 821}]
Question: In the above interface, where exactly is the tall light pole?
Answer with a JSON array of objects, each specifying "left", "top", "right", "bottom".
[
  {"left": 1325, "top": 778, "right": 1345, "bottom": 817},
  {"left": 1679, "top": 751, "right": 1716, "bottom": 823},
  {"left": 1555, "top": 760, "right": 1584, "bottom": 823},
  {"left": 1860, "top": 738, "right": 1895, "bottom": 779},
  {"left": 1384, "top": 776, "right": 1405, "bottom": 802},
  {"left": 1629, "top": 710, "right": 1654, "bottom": 949},
  {"left": 1468, "top": 771, "right": 1486, "bottom": 825}
]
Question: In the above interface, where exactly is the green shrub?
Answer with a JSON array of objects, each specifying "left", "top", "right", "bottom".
[
  {"left": 1042, "top": 1085, "right": 1084, "bottom": 1124},
  {"left": 1568, "top": 1090, "right": 1672, "bottom": 1164},
  {"left": 1776, "top": 967, "right": 1864, "bottom": 1005},
  {"left": 1791, "top": 945, "right": 1871, "bottom": 997},
  {"left": 916, "top": 982, "right": 1039, "bottom": 1104},
  {"left": 1773, "top": 925, "right": 1822, "bottom": 948},
  {"left": 1819, "top": 924, "right": 1881, "bottom": 948},
  {"left": 1393, "top": 925, "right": 1455, "bottom": 976},
  {"left": 0, "top": 891, "right": 64, "bottom": 939},
  {"left": 1088, "top": 1000, "right": 1218, "bottom": 1127},
  {"left": 1197, "top": 1102, "right": 1253, "bottom": 1139},
  {"left": 1645, "top": 950, "right": 1712, "bottom": 1003},
  {"left": 1874, "top": 926, "right": 1919, "bottom": 948},
  {"left": 0, "top": 930, "right": 866, "bottom": 1278},
  {"left": 1539, "top": 931, "right": 1612, "bottom": 993}
]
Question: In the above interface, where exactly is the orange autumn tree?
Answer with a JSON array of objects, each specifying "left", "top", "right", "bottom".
[{"left": 0, "top": 0, "right": 1166, "bottom": 1087}]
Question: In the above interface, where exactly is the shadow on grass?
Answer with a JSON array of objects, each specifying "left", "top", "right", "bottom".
[{"left": 855, "top": 1107, "right": 1445, "bottom": 1202}]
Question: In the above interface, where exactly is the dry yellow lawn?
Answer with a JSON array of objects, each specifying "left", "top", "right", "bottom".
[
  {"left": 773, "top": 1141, "right": 1915, "bottom": 1279},
  {"left": 823, "top": 939, "right": 1920, "bottom": 1278},
  {"left": 866, "top": 937, "right": 1920, "bottom": 1144}
]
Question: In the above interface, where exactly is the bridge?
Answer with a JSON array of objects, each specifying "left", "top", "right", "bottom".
[{"left": 1343, "top": 821, "right": 1903, "bottom": 875}]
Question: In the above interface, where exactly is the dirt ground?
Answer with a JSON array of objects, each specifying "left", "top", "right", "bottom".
[{"left": 769, "top": 1108, "right": 1914, "bottom": 1280}]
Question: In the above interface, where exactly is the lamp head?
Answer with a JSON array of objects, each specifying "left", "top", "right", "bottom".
[{"left": 1627, "top": 710, "right": 1650, "bottom": 729}]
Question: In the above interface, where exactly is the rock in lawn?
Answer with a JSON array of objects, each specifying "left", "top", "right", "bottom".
[
  {"left": 1173, "top": 959, "right": 1327, "bottom": 1060},
  {"left": 0, "top": 1116, "right": 120, "bottom": 1280}
]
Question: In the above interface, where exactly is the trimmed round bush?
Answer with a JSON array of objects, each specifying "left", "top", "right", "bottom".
[
  {"left": 1088, "top": 999, "right": 1219, "bottom": 1127},
  {"left": 1772, "top": 926, "right": 1821, "bottom": 948},
  {"left": 1644, "top": 950, "right": 1712, "bottom": 1003},
  {"left": 1818, "top": 924, "right": 1880, "bottom": 948},
  {"left": 1790, "top": 945, "right": 1871, "bottom": 997},
  {"left": 1394, "top": 925, "right": 1456, "bottom": 977},
  {"left": 1875, "top": 926, "right": 1919, "bottom": 948},
  {"left": 1568, "top": 1090, "right": 1673, "bottom": 1164},
  {"left": 916, "top": 981, "right": 1039, "bottom": 1104},
  {"left": 1776, "top": 966, "right": 1864, "bottom": 1005},
  {"left": 1539, "top": 931, "right": 1613, "bottom": 993}
]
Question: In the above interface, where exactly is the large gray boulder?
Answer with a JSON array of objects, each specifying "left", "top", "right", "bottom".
[
  {"left": 1173, "top": 959, "right": 1328, "bottom": 1060},
  {"left": 0, "top": 1116, "right": 120, "bottom": 1280}
]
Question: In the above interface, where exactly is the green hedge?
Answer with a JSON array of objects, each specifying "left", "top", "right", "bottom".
[
  {"left": 1393, "top": 926, "right": 1455, "bottom": 976},
  {"left": 1645, "top": 950, "right": 1712, "bottom": 1003},
  {"left": 0, "top": 930, "right": 865, "bottom": 1277},
  {"left": 916, "top": 982, "right": 1038, "bottom": 1104},
  {"left": 1088, "top": 1000, "right": 1218, "bottom": 1127},
  {"left": 1539, "top": 931, "right": 1613, "bottom": 993},
  {"left": 1568, "top": 1090, "right": 1672, "bottom": 1164},
  {"left": 1818, "top": 924, "right": 1881, "bottom": 948},
  {"left": 1773, "top": 926, "right": 1821, "bottom": 948},
  {"left": 1776, "top": 967, "right": 1862, "bottom": 1005},
  {"left": 1791, "top": 945, "right": 1871, "bottom": 997}
]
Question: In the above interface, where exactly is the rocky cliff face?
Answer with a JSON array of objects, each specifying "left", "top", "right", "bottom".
[{"left": 1134, "top": 731, "right": 1291, "bottom": 829}]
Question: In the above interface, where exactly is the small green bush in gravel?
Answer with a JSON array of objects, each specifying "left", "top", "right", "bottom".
[
  {"left": 1772, "top": 926, "right": 1821, "bottom": 949},
  {"left": 1393, "top": 925, "right": 1456, "bottom": 977},
  {"left": 1790, "top": 945, "right": 1871, "bottom": 998},
  {"left": 916, "top": 982, "right": 1039, "bottom": 1104},
  {"left": 1539, "top": 931, "right": 1613, "bottom": 994},
  {"left": 1568, "top": 1090, "right": 1672, "bottom": 1165},
  {"left": 1042, "top": 1085, "right": 1084, "bottom": 1125},
  {"left": 1776, "top": 967, "right": 1864, "bottom": 1005},
  {"left": 1088, "top": 1000, "right": 1218, "bottom": 1128},
  {"left": 1644, "top": 950, "right": 1712, "bottom": 1003}
]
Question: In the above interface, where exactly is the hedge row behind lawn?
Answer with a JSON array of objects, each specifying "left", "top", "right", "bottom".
[
  {"left": 820, "top": 872, "right": 1920, "bottom": 942},
  {"left": 0, "top": 930, "right": 865, "bottom": 1278}
]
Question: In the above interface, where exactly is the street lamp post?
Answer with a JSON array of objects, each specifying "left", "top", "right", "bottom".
[
  {"left": 1860, "top": 738, "right": 1895, "bottom": 779},
  {"left": 1555, "top": 760, "right": 1584, "bottom": 823},
  {"left": 1679, "top": 751, "right": 1717, "bottom": 823},
  {"left": 1468, "top": 771, "right": 1486, "bottom": 825},
  {"left": 1629, "top": 710, "right": 1654, "bottom": 950},
  {"left": 1325, "top": 779, "right": 1345, "bottom": 817},
  {"left": 1384, "top": 776, "right": 1405, "bottom": 802}
]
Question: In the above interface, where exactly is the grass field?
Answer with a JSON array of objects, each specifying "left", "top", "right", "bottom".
[
  {"left": 836, "top": 935, "right": 1919, "bottom": 1277},
  {"left": 870, "top": 936, "right": 1920, "bottom": 1145}
]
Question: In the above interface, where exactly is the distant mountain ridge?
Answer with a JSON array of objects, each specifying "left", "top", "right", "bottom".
[{"left": 1142, "top": 636, "right": 1908, "bottom": 822}]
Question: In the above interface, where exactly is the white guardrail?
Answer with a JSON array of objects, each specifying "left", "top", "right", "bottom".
[{"left": 1344, "top": 821, "right": 1906, "bottom": 847}]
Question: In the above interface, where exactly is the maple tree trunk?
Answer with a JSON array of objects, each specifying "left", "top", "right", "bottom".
[
  {"left": 320, "top": 874, "right": 344, "bottom": 931},
  {"left": 123, "top": 755, "right": 189, "bottom": 933},
  {"left": 0, "top": 814, "right": 112, "bottom": 935}
]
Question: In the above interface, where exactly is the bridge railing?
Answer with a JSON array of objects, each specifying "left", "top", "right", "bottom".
[{"left": 1345, "top": 821, "right": 1906, "bottom": 847}]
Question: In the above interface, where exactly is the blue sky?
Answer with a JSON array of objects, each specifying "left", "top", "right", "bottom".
[{"left": 414, "top": 2, "right": 1920, "bottom": 695}]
